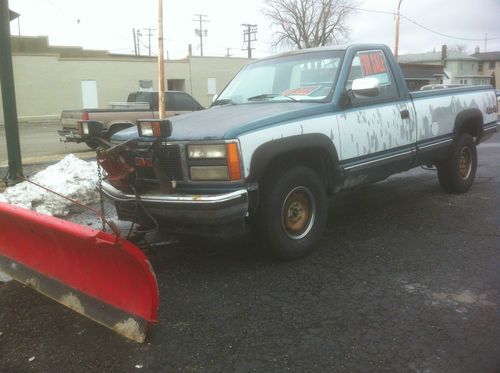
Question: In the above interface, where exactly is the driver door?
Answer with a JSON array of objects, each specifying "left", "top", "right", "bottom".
[{"left": 337, "top": 49, "right": 416, "bottom": 186}]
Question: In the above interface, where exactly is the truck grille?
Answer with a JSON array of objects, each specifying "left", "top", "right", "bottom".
[
  {"left": 156, "top": 145, "right": 183, "bottom": 180},
  {"left": 135, "top": 145, "right": 183, "bottom": 181}
]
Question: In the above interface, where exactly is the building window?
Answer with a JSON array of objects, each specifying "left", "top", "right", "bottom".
[
  {"left": 478, "top": 63, "right": 483, "bottom": 72},
  {"left": 489, "top": 61, "right": 495, "bottom": 69},
  {"left": 459, "top": 79, "right": 468, "bottom": 85}
]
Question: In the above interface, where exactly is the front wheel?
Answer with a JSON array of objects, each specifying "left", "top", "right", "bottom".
[
  {"left": 256, "top": 166, "right": 327, "bottom": 260},
  {"left": 437, "top": 133, "right": 477, "bottom": 193}
]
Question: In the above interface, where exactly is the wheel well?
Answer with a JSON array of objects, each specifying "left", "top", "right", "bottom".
[
  {"left": 260, "top": 148, "right": 335, "bottom": 193},
  {"left": 454, "top": 109, "right": 483, "bottom": 141},
  {"left": 458, "top": 117, "right": 481, "bottom": 137}
]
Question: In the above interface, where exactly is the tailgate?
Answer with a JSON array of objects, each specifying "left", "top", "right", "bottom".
[{"left": 61, "top": 110, "right": 83, "bottom": 129}]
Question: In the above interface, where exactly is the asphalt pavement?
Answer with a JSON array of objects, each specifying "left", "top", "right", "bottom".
[{"left": 0, "top": 134, "right": 499, "bottom": 372}]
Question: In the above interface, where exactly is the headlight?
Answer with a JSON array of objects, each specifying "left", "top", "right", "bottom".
[
  {"left": 188, "top": 144, "right": 226, "bottom": 159},
  {"left": 139, "top": 123, "right": 154, "bottom": 137},
  {"left": 190, "top": 166, "right": 228, "bottom": 181},
  {"left": 137, "top": 119, "right": 172, "bottom": 138},
  {"left": 82, "top": 123, "right": 89, "bottom": 135},
  {"left": 187, "top": 142, "right": 241, "bottom": 181}
]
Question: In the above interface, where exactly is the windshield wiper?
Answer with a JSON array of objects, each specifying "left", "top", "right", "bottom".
[
  {"left": 247, "top": 93, "right": 298, "bottom": 102},
  {"left": 212, "top": 98, "right": 237, "bottom": 107}
]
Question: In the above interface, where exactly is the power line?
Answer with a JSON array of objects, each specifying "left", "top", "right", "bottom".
[
  {"left": 349, "top": 6, "right": 500, "bottom": 42},
  {"left": 400, "top": 15, "right": 500, "bottom": 41}
]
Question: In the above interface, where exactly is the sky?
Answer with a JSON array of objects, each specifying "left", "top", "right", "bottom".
[{"left": 7, "top": 0, "right": 500, "bottom": 59}]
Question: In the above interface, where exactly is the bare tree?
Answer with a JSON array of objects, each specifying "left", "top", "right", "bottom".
[
  {"left": 449, "top": 44, "right": 468, "bottom": 54},
  {"left": 264, "top": 0, "right": 357, "bottom": 49}
]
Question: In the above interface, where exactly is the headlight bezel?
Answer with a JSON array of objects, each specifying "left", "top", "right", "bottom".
[{"left": 185, "top": 141, "right": 242, "bottom": 182}]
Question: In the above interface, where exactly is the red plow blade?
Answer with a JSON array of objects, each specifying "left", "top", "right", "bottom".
[{"left": 0, "top": 202, "right": 158, "bottom": 343}]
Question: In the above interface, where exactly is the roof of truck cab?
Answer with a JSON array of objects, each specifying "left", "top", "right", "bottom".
[{"left": 254, "top": 44, "right": 390, "bottom": 63}]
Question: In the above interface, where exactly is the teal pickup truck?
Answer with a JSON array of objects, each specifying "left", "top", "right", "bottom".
[{"left": 101, "top": 44, "right": 498, "bottom": 259}]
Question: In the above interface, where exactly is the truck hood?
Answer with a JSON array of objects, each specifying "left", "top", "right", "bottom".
[{"left": 111, "top": 102, "right": 334, "bottom": 142}]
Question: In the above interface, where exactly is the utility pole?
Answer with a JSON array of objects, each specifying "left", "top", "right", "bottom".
[
  {"left": 132, "top": 28, "right": 137, "bottom": 55},
  {"left": 0, "top": 0, "right": 23, "bottom": 182},
  {"left": 143, "top": 28, "right": 156, "bottom": 56},
  {"left": 192, "top": 14, "right": 209, "bottom": 56},
  {"left": 241, "top": 24, "right": 257, "bottom": 59},
  {"left": 157, "top": 0, "right": 166, "bottom": 118},
  {"left": 136, "top": 29, "right": 142, "bottom": 56},
  {"left": 394, "top": 0, "right": 403, "bottom": 59},
  {"left": 484, "top": 33, "right": 488, "bottom": 52}
]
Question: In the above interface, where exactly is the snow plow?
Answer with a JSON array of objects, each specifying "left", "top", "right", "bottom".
[{"left": 0, "top": 201, "right": 159, "bottom": 343}]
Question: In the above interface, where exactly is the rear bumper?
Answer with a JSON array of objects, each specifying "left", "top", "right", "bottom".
[
  {"left": 58, "top": 128, "right": 85, "bottom": 143},
  {"left": 102, "top": 182, "right": 250, "bottom": 236}
]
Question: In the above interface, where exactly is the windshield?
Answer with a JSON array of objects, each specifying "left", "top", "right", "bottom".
[{"left": 216, "top": 50, "right": 343, "bottom": 105}]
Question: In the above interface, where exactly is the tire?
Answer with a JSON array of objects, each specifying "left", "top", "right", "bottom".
[
  {"left": 84, "top": 138, "right": 100, "bottom": 149},
  {"left": 437, "top": 133, "right": 477, "bottom": 194},
  {"left": 255, "top": 166, "right": 328, "bottom": 260}
]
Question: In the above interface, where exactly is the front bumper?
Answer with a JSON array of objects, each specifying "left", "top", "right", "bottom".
[
  {"left": 102, "top": 181, "right": 250, "bottom": 236},
  {"left": 58, "top": 128, "right": 86, "bottom": 143}
]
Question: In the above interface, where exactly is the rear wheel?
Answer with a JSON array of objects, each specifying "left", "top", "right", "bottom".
[
  {"left": 437, "top": 133, "right": 477, "bottom": 193},
  {"left": 84, "top": 139, "right": 100, "bottom": 149},
  {"left": 256, "top": 166, "right": 327, "bottom": 260}
]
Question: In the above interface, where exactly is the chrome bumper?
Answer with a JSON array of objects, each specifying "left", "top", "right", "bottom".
[
  {"left": 58, "top": 128, "right": 85, "bottom": 143},
  {"left": 102, "top": 181, "right": 249, "bottom": 229}
]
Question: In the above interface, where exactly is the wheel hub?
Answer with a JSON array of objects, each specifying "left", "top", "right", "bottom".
[
  {"left": 458, "top": 146, "right": 472, "bottom": 180},
  {"left": 282, "top": 187, "right": 316, "bottom": 240}
]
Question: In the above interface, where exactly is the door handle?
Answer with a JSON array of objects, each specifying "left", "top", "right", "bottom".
[{"left": 400, "top": 109, "right": 410, "bottom": 119}]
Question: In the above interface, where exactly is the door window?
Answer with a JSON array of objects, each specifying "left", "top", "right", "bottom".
[{"left": 345, "top": 50, "right": 398, "bottom": 105}]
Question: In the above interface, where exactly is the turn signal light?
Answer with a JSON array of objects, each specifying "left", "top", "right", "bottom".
[{"left": 226, "top": 142, "right": 241, "bottom": 181}]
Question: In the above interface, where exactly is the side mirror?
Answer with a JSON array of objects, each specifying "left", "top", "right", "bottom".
[{"left": 352, "top": 77, "right": 380, "bottom": 98}]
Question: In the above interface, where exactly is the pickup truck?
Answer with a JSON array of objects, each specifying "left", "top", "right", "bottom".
[
  {"left": 58, "top": 90, "right": 204, "bottom": 149},
  {"left": 102, "top": 44, "right": 498, "bottom": 260}
]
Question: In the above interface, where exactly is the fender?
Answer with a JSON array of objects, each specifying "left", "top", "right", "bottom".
[
  {"left": 453, "top": 108, "right": 483, "bottom": 141},
  {"left": 247, "top": 133, "right": 342, "bottom": 192}
]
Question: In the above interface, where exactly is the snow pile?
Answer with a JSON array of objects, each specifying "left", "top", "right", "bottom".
[{"left": 0, "top": 154, "right": 100, "bottom": 216}]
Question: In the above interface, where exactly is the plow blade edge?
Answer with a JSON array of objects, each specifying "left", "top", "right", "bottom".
[{"left": 0, "top": 202, "right": 158, "bottom": 343}]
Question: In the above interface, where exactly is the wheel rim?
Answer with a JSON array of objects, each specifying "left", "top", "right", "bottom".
[
  {"left": 458, "top": 146, "right": 472, "bottom": 180},
  {"left": 281, "top": 186, "right": 316, "bottom": 240}
]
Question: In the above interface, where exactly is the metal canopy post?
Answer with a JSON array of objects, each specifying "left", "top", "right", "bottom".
[{"left": 0, "top": 0, "right": 23, "bottom": 182}]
